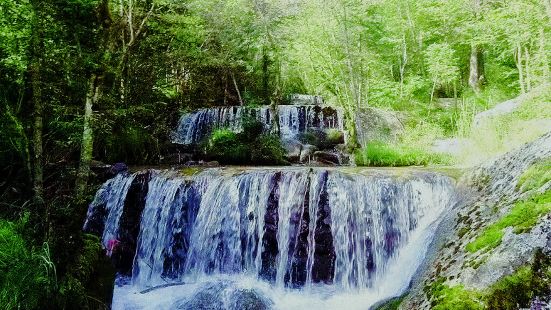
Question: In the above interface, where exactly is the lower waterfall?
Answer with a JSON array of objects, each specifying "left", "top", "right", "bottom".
[{"left": 84, "top": 167, "right": 457, "bottom": 309}]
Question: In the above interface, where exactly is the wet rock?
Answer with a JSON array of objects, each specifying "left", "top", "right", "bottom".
[
  {"left": 299, "top": 144, "right": 317, "bottom": 163},
  {"left": 282, "top": 139, "right": 303, "bottom": 162},
  {"left": 173, "top": 282, "right": 228, "bottom": 310},
  {"left": 355, "top": 107, "right": 404, "bottom": 148},
  {"left": 160, "top": 153, "right": 194, "bottom": 165},
  {"left": 205, "top": 161, "right": 220, "bottom": 167},
  {"left": 228, "top": 289, "right": 272, "bottom": 310},
  {"left": 114, "top": 171, "right": 151, "bottom": 275},
  {"left": 173, "top": 281, "right": 272, "bottom": 310},
  {"left": 287, "top": 94, "right": 324, "bottom": 105},
  {"left": 313, "top": 151, "right": 340, "bottom": 165},
  {"left": 110, "top": 162, "right": 129, "bottom": 176}
]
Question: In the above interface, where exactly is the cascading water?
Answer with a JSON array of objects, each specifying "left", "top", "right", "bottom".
[
  {"left": 171, "top": 105, "right": 344, "bottom": 145},
  {"left": 84, "top": 167, "right": 456, "bottom": 310}
]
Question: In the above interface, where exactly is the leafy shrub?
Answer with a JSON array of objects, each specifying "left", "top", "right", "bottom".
[
  {"left": 251, "top": 135, "right": 286, "bottom": 165},
  {"left": 206, "top": 129, "right": 249, "bottom": 164},
  {"left": 56, "top": 233, "right": 114, "bottom": 309},
  {"left": 0, "top": 220, "right": 56, "bottom": 310},
  {"left": 466, "top": 190, "right": 551, "bottom": 253},
  {"left": 205, "top": 120, "right": 286, "bottom": 165},
  {"left": 354, "top": 141, "right": 450, "bottom": 167}
]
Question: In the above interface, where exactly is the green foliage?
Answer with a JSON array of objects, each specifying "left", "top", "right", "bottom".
[
  {"left": 466, "top": 190, "right": 551, "bottom": 253},
  {"left": 205, "top": 120, "right": 286, "bottom": 165},
  {"left": 207, "top": 129, "right": 249, "bottom": 164},
  {"left": 354, "top": 141, "right": 449, "bottom": 167},
  {"left": 56, "top": 233, "right": 113, "bottom": 309},
  {"left": 251, "top": 134, "right": 286, "bottom": 165},
  {"left": 0, "top": 219, "right": 56, "bottom": 310},
  {"left": 424, "top": 43, "right": 460, "bottom": 90}
]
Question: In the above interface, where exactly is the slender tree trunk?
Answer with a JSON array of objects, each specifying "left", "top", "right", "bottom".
[
  {"left": 469, "top": 44, "right": 483, "bottom": 93},
  {"left": 525, "top": 46, "right": 532, "bottom": 91},
  {"left": 75, "top": 74, "right": 99, "bottom": 201},
  {"left": 231, "top": 72, "right": 243, "bottom": 106},
  {"left": 30, "top": 2, "right": 44, "bottom": 205},
  {"left": 75, "top": 0, "right": 112, "bottom": 201},
  {"left": 544, "top": 0, "right": 551, "bottom": 23},
  {"left": 516, "top": 44, "right": 526, "bottom": 94},
  {"left": 262, "top": 51, "right": 270, "bottom": 105},
  {"left": 430, "top": 80, "right": 437, "bottom": 104},
  {"left": 540, "top": 28, "right": 550, "bottom": 82},
  {"left": 399, "top": 34, "right": 407, "bottom": 98}
]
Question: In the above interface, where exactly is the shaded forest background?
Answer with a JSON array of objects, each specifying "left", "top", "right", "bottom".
[{"left": 0, "top": 0, "right": 550, "bottom": 308}]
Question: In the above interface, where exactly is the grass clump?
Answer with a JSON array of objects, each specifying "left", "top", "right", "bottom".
[
  {"left": 355, "top": 141, "right": 450, "bottom": 167},
  {"left": 0, "top": 220, "right": 56, "bottom": 310},
  {"left": 466, "top": 190, "right": 551, "bottom": 253},
  {"left": 517, "top": 159, "right": 551, "bottom": 193}
]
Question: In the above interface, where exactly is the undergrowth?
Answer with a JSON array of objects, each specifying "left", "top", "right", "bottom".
[{"left": 0, "top": 219, "right": 56, "bottom": 310}]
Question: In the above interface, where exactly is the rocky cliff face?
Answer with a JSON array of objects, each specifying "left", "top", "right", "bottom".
[{"left": 403, "top": 131, "right": 551, "bottom": 309}]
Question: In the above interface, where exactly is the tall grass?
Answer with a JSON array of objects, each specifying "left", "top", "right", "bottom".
[
  {"left": 355, "top": 141, "right": 450, "bottom": 167},
  {"left": 0, "top": 219, "right": 56, "bottom": 310}
]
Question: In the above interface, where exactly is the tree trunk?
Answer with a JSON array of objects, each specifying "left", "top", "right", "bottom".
[
  {"left": 231, "top": 72, "right": 244, "bottom": 106},
  {"left": 516, "top": 44, "right": 526, "bottom": 94},
  {"left": 262, "top": 51, "right": 270, "bottom": 105},
  {"left": 525, "top": 46, "right": 532, "bottom": 92},
  {"left": 544, "top": 0, "right": 551, "bottom": 23},
  {"left": 30, "top": 2, "right": 44, "bottom": 205},
  {"left": 540, "top": 28, "right": 550, "bottom": 82},
  {"left": 75, "top": 74, "right": 100, "bottom": 202},
  {"left": 468, "top": 44, "right": 483, "bottom": 93},
  {"left": 430, "top": 80, "right": 437, "bottom": 104}
]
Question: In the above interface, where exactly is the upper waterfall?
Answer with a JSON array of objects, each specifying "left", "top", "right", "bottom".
[
  {"left": 84, "top": 167, "right": 457, "bottom": 309},
  {"left": 171, "top": 105, "right": 345, "bottom": 145}
]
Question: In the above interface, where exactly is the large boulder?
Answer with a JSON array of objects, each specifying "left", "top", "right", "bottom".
[
  {"left": 403, "top": 131, "right": 551, "bottom": 309},
  {"left": 172, "top": 281, "right": 272, "bottom": 310},
  {"left": 355, "top": 107, "right": 404, "bottom": 148}
]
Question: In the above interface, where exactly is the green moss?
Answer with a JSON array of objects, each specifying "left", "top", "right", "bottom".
[
  {"left": 429, "top": 281, "right": 484, "bottom": 310},
  {"left": 374, "top": 295, "right": 406, "bottom": 310},
  {"left": 486, "top": 249, "right": 551, "bottom": 310},
  {"left": 517, "top": 159, "right": 551, "bottom": 193},
  {"left": 354, "top": 141, "right": 450, "bottom": 167},
  {"left": 180, "top": 167, "right": 202, "bottom": 176},
  {"left": 466, "top": 190, "right": 551, "bottom": 253}
]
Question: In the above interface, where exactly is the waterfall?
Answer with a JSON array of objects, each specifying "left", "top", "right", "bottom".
[
  {"left": 83, "top": 172, "right": 136, "bottom": 250},
  {"left": 85, "top": 167, "right": 456, "bottom": 309},
  {"left": 171, "top": 105, "right": 344, "bottom": 145}
]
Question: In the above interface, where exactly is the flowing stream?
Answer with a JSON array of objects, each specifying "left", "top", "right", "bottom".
[{"left": 84, "top": 167, "right": 457, "bottom": 309}]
